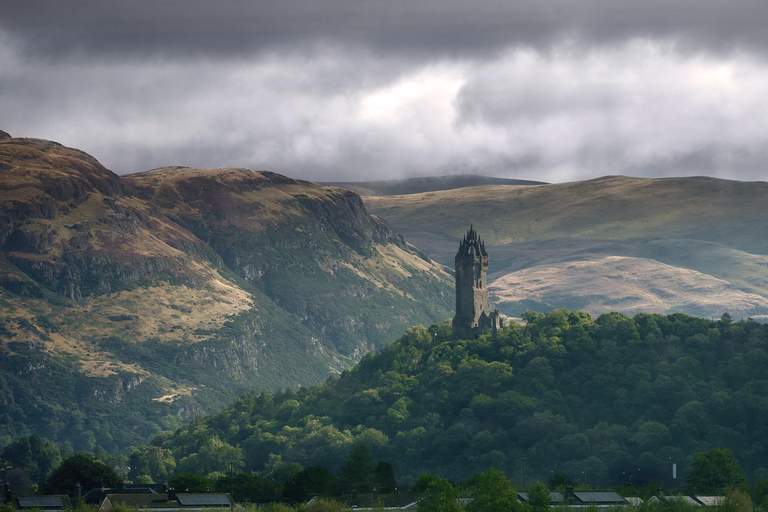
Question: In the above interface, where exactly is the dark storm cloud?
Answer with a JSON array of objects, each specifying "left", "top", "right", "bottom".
[
  {"left": 2, "top": 1, "right": 768, "bottom": 182},
  {"left": 4, "top": 0, "right": 768, "bottom": 60}
]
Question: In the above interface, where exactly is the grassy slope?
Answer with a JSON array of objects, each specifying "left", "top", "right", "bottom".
[
  {"left": 363, "top": 176, "right": 768, "bottom": 319},
  {"left": 489, "top": 255, "right": 768, "bottom": 319},
  {"left": 363, "top": 176, "right": 768, "bottom": 254}
]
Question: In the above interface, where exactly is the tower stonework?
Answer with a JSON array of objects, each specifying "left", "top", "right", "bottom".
[{"left": 452, "top": 225, "right": 503, "bottom": 340}]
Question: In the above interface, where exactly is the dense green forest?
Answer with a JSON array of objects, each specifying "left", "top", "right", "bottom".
[{"left": 137, "top": 309, "right": 768, "bottom": 489}]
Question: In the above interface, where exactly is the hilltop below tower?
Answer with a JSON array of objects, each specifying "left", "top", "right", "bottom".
[{"left": 452, "top": 225, "right": 503, "bottom": 340}]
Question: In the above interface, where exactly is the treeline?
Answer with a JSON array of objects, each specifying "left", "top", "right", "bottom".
[
  {"left": 1, "top": 448, "right": 764, "bottom": 512},
  {"left": 160, "top": 443, "right": 395, "bottom": 503},
  {"left": 0, "top": 439, "right": 392, "bottom": 503},
  {"left": 147, "top": 310, "right": 768, "bottom": 488}
]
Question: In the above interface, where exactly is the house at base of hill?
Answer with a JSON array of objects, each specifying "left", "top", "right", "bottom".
[
  {"left": 15, "top": 496, "right": 73, "bottom": 511},
  {"left": 571, "top": 491, "right": 628, "bottom": 507},
  {"left": 695, "top": 496, "right": 726, "bottom": 506},
  {"left": 517, "top": 492, "right": 566, "bottom": 505},
  {"left": 647, "top": 495, "right": 726, "bottom": 507},
  {"left": 519, "top": 490, "right": 627, "bottom": 508},
  {"left": 100, "top": 493, "right": 231, "bottom": 511},
  {"left": 83, "top": 484, "right": 166, "bottom": 505}
]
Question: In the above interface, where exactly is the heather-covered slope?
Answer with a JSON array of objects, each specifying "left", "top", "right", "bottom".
[
  {"left": 360, "top": 176, "right": 768, "bottom": 319},
  {"left": 0, "top": 135, "right": 452, "bottom": 452}
]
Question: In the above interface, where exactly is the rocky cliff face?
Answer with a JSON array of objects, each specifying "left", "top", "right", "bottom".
[
  {"left": 0, "top": 134, "right": 452, "bottom": 453},
  {"left": 124, "top": 167, "right": 451, "bottom": 356},
  {"left": 0, "top": 137, "right": 212, "bottom": 300}
]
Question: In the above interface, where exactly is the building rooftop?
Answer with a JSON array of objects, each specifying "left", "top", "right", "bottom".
[
  {"left": 103, "top": 493, "right": 172, "bottom": 509},
  {"left": 102, "top": 493, "right": 233, "bottom": 511},
  {"left": 17, "top": 496, "right": 71, "bottom": 510},
  {"left": 518, "top": 492, "right": 565, "bottom": 503},
  {"left": 177, "top": 494, "right": 231, "bottom": 507},
  {"left": 695, "top": 496, "right": 725, "bottom": 506},
  {"left": 666, "top": 496, "right": 701, "bottom": 506},
  {"left": 572, "top": 491, "right": 627, "bottom": 504}
]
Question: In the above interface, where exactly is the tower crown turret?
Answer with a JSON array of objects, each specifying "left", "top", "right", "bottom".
[{"left": 456, "top": 224, "right": 487, "bottom": 259}]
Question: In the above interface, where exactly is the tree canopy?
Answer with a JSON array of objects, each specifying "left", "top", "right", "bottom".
[
  {"left": 419, "top": 477, "right": 462, "bottom": 512},
  {"left": 686, "top": 449, "right": 746, "bottom": 494},
  {"left": 148, "top": 310, "right": 767, "bottom": 487},
  {"left": 466, "top": 468, "right": 518, "bottom": 512},
  {"left": 526, "top": 483, "right": 551, "bottom": 512},
  {"left": 0, "top": 434, "right": 61, "bottom": 491},
  {"left": 43, "top": 454, "right": 119, "bottom": 495},
  {"left": 340, "top": 443, "right": 375, "bottom": 493}
]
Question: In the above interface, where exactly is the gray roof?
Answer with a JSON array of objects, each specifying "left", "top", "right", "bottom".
[
  {"left": 17, "top": 497, "right": 68, "bottom": 509},
  {"left": 517, "top": 492, "right": 564, "bottom": 503},
  {"left": 177, "top": 494, "right": 231, "bottom": 507},
  {"left": 103, "top": 493, "right": 171, "bottom": 509},
  {"left": 84, "top": 487, "right": 161, "bottom": 505},
  {"left": 695, "top": 496, "right": 725, "bottom": 506},
  {"left": 573, "top": 492, "right": 626, "bottom": 503}
]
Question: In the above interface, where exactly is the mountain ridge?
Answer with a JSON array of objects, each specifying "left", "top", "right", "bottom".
[
  {"left": 323, "top": 174, "right": 546, "bottom": 196},
  {"left": 0, "top": 134, "right": 453, "bottom": 453}
]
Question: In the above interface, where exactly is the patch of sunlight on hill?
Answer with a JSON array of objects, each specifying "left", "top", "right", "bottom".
[{"left": 489, "top": 255, "right": 768, "bottom": 319}]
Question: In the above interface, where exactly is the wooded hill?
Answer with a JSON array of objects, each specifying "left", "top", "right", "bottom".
[
  {"left": 0, "top": 133, "right": 452, "bottom": 453},
  {"left": 152, "top": 309, "right": 768, "bottom": 489}
]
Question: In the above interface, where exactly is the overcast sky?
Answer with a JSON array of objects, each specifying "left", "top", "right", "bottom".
[{"left": 2, "top": 0, "right": 768, "bottom": 182}]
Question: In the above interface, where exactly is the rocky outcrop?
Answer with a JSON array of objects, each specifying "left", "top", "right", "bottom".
[
  {"left": 293, "top": 188, "right": 405, "bottom": 256},
  {"left": 0, "top": 137, "right": 214, "bottom": 299}
]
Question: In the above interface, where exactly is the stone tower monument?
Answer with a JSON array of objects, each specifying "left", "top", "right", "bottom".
[{"left": 452, "top": 225, "right": 503, "bottom": 340}]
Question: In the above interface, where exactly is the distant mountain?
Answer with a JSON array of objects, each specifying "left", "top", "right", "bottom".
[
  {"left": 0, "top": 134, "right": 452, "bottom": 453},
  {"left": 362, "top": 175, "right": 768, "bottom": 320},
  {"left": 323, "top": 174, "right": 545, "bottom": 196}
]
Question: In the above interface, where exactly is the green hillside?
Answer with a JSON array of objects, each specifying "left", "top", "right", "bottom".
[{"left": 154, "top": 310, "right": 768, "bottom": 489}]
